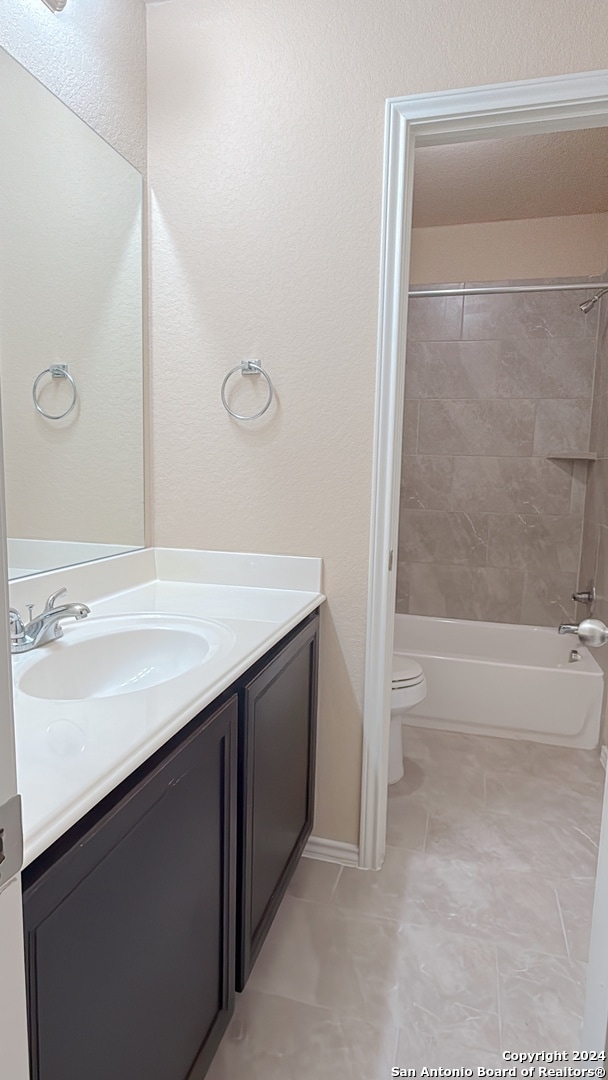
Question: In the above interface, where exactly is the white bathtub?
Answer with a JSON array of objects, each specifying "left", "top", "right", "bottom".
[{"left": 394, "top": 613, "right": 604, "bottom": 749}]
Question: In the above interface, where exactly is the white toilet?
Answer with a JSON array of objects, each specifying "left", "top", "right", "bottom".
[{"left": 388, "top": 654, "right": 427, "bottom": 785}]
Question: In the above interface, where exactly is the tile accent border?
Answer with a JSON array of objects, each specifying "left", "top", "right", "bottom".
[{"left": 303, "top": 836, "right": 360, "bottom": 867}]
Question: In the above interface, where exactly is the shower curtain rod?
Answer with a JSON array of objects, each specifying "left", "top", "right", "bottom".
[{"left": 409, "top": 282, "right": 608, "bottom": 298}]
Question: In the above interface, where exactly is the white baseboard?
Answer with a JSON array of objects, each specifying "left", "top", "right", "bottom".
[
  {"left": 303, "top": 835, "right": 360, "bottom": 867},
  {"left": 601, "top": 745, "right": 607, "bottom": 771}
]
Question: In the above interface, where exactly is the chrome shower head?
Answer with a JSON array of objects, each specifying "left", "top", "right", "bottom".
[{"left": 580, "top": 288, "right": 608, "bottom": 314}]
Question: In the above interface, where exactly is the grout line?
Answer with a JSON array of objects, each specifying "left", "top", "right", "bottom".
[
  {"left": 495, "top": 944, "right": 504, "bottom": 1056},
  {"left": 392, "top": 1025, "right": 402, "bottom": 1070},
  {"left": 328, "top": 865, "right": 344, "bottom": 901},
  {"left": 553, "top": 884, "right": 571, "bottom": 960},
  {"left": 421, "top": 807, "right": 429, "bottom": 854}
]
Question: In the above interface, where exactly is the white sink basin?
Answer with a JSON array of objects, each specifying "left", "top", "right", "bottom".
[{"left": 15, "top": 613, "right": 235, "bottom": 701}]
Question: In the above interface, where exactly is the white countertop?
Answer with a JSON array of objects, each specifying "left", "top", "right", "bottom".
[{"left": 10, "top": 548, "right": 324, "bottom": 867}]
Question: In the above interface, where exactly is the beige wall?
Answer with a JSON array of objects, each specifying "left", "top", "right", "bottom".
[
  {"left": 147, "top": 0, "right": 608, "bottom": 846},
  {"left": 411, "top": 214, "right": 608, "bottom": 285},
  {"left": 0, "top": 0, "right": 146, "bottom": 172}
]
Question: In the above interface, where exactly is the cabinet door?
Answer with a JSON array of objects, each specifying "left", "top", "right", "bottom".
[
  {"left": 237, "top": 613, "right": 319, "bottom": 990},
  {"left": 23, "top": 694, "right": 237, "bottom": 1080}
]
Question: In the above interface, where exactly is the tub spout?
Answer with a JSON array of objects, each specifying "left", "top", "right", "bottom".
[{"left": 558, "top": 618, "right": 608, "bottom": 648}]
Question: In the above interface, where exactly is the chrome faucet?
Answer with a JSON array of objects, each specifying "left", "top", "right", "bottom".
[
  {"left": 558, "top": 617, "right": 608, "bottom": 648},
  {"left": 9, "top": 588, "right": 90, "bottom": 653}
]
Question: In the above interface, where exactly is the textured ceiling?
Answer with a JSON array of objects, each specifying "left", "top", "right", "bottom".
[{"left": 413, "top": 128, "right": 608, "bottom": 228}]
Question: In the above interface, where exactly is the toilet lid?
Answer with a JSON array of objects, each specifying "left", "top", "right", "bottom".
[{"left": 392, "top": 655, "right": 424, "bottom": 687}]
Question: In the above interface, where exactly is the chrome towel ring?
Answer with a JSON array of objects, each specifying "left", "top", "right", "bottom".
[
  {"left": 221, "top": 359, "right": 274, "bottom": 421},
  {"left": 32, "top": 364, "right": 77, "bottom": 420}
]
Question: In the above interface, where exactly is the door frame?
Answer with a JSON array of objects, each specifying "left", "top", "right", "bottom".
[
  {"left": 0, "top": 403, "right": 29, "bottom": 1075},
  {"left": 360, "top": 65, "right": 608, "bottom": 1047}
]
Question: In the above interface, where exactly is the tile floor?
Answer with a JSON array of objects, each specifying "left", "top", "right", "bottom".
[{"left": 207, "top": 726, "right": 605, "bottom": 1079}]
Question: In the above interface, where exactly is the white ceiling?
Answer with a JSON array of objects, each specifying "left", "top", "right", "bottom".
[{"left": 412, "top": 128, "right": 608, "bottom": 228}]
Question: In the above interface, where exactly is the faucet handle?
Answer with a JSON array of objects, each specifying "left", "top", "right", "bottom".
[
  {"left": 572, "top": 587, "right": 596, "bottom": 605},
  {"left": 43, "top": 588, "right": 67, "bottom": 613},
  {"left": 8, "top": 608, "right": 25, "bottom": 643}
]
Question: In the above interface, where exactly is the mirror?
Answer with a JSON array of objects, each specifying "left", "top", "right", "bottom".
[{"left": 0, "top": 46, "right": 144, "bottom": 580}]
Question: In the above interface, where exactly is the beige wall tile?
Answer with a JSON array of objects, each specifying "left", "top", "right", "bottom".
[
  {"left": 462, "top": 291, "right": 590, "bottom": 341},
  {"left": 399, "top": 509, "right": 488, "bottom": 566},
  {"left": 395, "top": 559, "right": 410, "bottom": 615},
  {"left": 404, "top": 340, "right": 501, "bottom": 399},
  {"left": 407, "top": 293, "right": 463, "bottom": 342},
  {"left": 578, "top": 516, "right": 599, "bottom": 595},
  {"left": 570, "top": 459, "right": 589, "bottom": 516},
  {"left": 401, "top": 398, "right": 419, "bottom": 455},
  {"left": 400, "top": 455, "right": 454, "bottom": 511},
  {"left": 499, "top": 338, "right": 596, "bottom": 398},
  {"left": 486, "top": 514, "right": 581, "bottom": 572},
  {"left": 418, "top": 399, "right": 536, "bottom": 456},
  {"left": 520, "top": 569, "right": 578, "bottom": 626},
  {"left": 450, "top": 456, "right": 573, "bottom": 515},
  {"left": 409, "top": 563, "right": 523, "bottom": 622},
  {"left": 399, "top": 282, "right": 602, "bottom": 627},
  {"left": 533, "top": 398, "right": 592, "bottom": 456}
]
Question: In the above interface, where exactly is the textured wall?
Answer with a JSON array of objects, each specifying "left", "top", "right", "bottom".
[
  {"left": 397, "top": 280, "right": 599, "bottom": 627},
  {"left": 410, "top": 215, "right": 608, "bottom": 285},
  {"left": 0, "top": 0, "right": 146, "bottom": 171},
  {"left": 147, "top": 0, "right": 608, "bottom": 846}
]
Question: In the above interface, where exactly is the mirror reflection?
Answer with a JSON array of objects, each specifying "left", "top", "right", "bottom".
[{"left": 0, "top": 46, "right": 144, "bottom": 580}]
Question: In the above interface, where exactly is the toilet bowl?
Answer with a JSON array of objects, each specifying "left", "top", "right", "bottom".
[{"left": 388, "top": 654, "right": 426, "bottom": 785}]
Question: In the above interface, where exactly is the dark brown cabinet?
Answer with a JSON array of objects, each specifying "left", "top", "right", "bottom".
[
  {"left": 21, "top": 608, "right": 320, "bottom": 1080},
  {"left": 236, "top": 610, "right": 319, "bottom": 990},
  {"left": 22, "top": 694, "right": 238, "bottom": 1080}
]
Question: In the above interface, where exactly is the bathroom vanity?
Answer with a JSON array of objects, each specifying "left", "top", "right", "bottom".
[{"left": 11, "top": 549, "right": 323, "bottom": 1080}]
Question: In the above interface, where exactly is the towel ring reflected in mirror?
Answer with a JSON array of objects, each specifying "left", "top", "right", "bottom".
[
  {"left": 220, "top": 359, "right": 274, "bottom": 421},
  {"left": 32, "top": 364, "right": 78, "bottom": 420}
]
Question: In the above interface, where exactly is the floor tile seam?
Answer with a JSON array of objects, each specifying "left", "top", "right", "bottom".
[
  {"left": 290, "top": 892, "right": 405, "bottom": 929},
  {"left": 394, "top": 908, "right": 573, "bottom": 961},
  {"left": 391, "top": 1025, "right": 402, "bottom": 1069},
  {"left": 326, "top": 905, "right": 567, "bottom": 953},
  {"left": 494, "top": 943, "right": 505, "bottom": 1055},
  {"left": 421, "top": 839, "right": 599, "bottom": 876},
  {"left": 418, "top": 844, "right": 598, "bottom": 879},
  {"left": 248, "top": 982, "right": 403, "bottom": 1032},
  {"left": 328, "top": 864, "right": 344, "bottom": 903},
  {"left": 243, "top": 984, "right": 406, "bottom": 1041},
  {"left": 553, "top": 884, "right": 572, "bottom": 961},
  {"left": 238, "top": 985, "right": 335, "bottom": 1019},
  {"left": 422, "top": 804, "right": 430, "bottom": 853},
  {"left": 479, "top": 812, "right": 603, "bottom": 839},
  {"left": 389, "top": 914, "right": 553, "bottom": 958},
  {"left": 382, "top": 843, "right": 595, "bottom": 885},
  {"left": 425, "top": 805, "right": 601, "bottom": 832}
]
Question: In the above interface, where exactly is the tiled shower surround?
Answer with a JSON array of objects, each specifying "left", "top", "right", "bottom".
[{"left": 397, "top": 278, "right": 604, "bottom": 626}]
